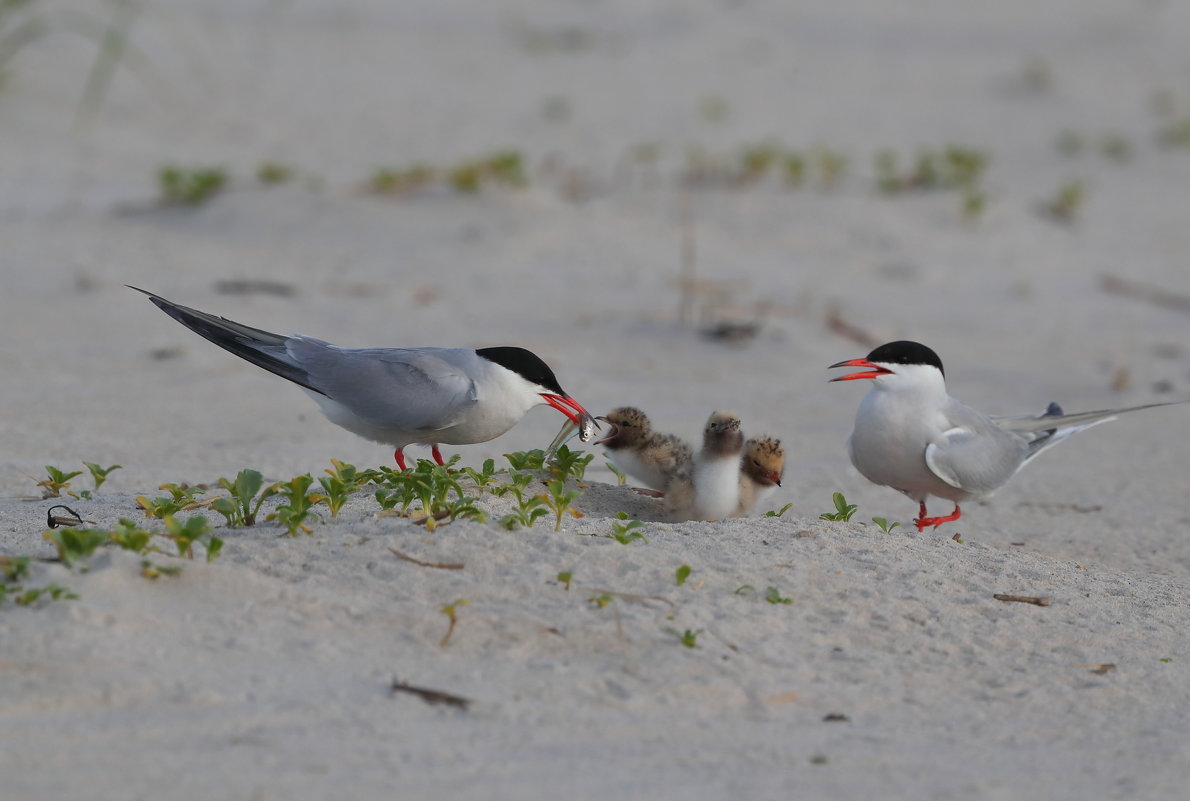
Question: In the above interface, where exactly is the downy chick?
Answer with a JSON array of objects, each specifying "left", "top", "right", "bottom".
[
  {"left": 666, "top": 411, "right": 745, "bottom": 521},
  {"left": 597, "top": 406, "right": 693, "bottom": 492},
  {"left": 734, "top": 437, "right": 785, "bottom": 516}
]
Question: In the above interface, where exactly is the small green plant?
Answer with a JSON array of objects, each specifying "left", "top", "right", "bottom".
[
  {"left": 504, "top": 450, "right": 547, "bottom": 472},
  {"left": 440, "top": 599, "right": 469, "bottom": 647},
  {"left": 557, "top": 570, "right": 573, "bottom": 590},
  {"left": 368, "top": 164, "right": 436, "bottom": 195},
  {"left": 547, "top": 445, "right": 594, "bottom": 482},
  {"left": 609, "top": 511, "right": 647, "bottom": 544},
  {"left": 494, "top": 471, "right": 548, "bottom": 530},
  {"left": 82, "top": 461, "right": 122, "bottom": 491},
  {"left": 871, "top": 517, "right": 902, "bottom": 533},
  {"left": 1039, "top": 179, "right": 1086, "bottom": 223},
  {"left": 317, "top": 460, "right": 363, "bottom": 517},
  {"left": 588, "top": 593, "right": 614, "bottom": 609},
  {"left": 37, "top": 465, "right": 83, "bottom": 499},
  {"left": 10, "top": 583, "right": 78, "bottom": 607},
  {"left": 447, "top": 150, "right": 526, "bottom": 193},
  {"left": 105, "top": 518, "right": 157, "bottom": 554},
  {"left": 765, "top": 503, "right": 793, "bottom": 518},
  {"left": 734, "top": 584, "right": 755, "bottom": 595},
  {"left": 42, "top": 526, "right": 109, "bottom": 567},
  {"left": 136, "top": 483, "right": 206, "bottom": 519},
  {"left": 212, "top": 469, "right": 278, "bottom": 527},
  {"left": 256, "top": 162, "right": 293, "bottom": 184},
  {"left": 819, "top": 492, "right": 859, "bottom": 522},
  {"left": 163, "top": 514, "right": 221, "bottom": 561},
  {"left": 665, "top": 627, "right": 703, "bottom": 648},
  {"left": 268, "top": 474, "right": 322, "bottom": 536},
  {"left": 675, "top": 564, "right": 692, "bottom": 586},
  {"left": 765, "top": 586, "right": 794, "bottom": 605},
  {"left": 461, "top": 458, "right": 499, "bottom": 490},
  {"left": 604, "top": 460, "right": 628, "bottom": 486},
  {"left": 158, "top": 165, "right": 228, "bottom": 206},
  {"left": 541, "top": 479, "right": 582, "bottom": 532}
]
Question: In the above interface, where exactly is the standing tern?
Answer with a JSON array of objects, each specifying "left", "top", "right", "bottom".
[
  {"left": 131, "top": 287, "right": 595, "bottom": 469},
  {"left": 830, "top": 340, "right": 1186, "bottom": 531}
]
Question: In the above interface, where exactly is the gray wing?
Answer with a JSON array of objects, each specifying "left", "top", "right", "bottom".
[
  {"left": 286, "top": 338, "right": 479, "bottom": 432},
  {"left": 131, "top": 286, "right": 321, "bottom": 393},
  {"left": 924, "top": 401, "right": 1032, "bottom": 496},
  {"left": 992, "top": 398, "right": 1188, "bottom": 464}
]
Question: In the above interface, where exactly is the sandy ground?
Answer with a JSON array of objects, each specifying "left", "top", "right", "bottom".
[{"left": 3, "top": 1, "right": 1190, "bottom": 798}]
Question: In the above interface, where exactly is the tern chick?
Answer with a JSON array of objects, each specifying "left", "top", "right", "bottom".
[
  {"left": 666, "top": 410, "right": 745, "bottom": 521},
  {"left": 132, "top": 287, "right": 594, "bottom": 469},
  {"left": 596, "top": 407, "right": 693, "bottom": 492},
  {"left": 735, "top": 436, "right": 785, "bottom": 516},
  {"left": 830, "top": 340, "right": 1188, "bottom": 531}
]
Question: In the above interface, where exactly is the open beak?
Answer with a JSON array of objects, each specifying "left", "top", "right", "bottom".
[
  {"left": 593, "top": 415, "right": 619, "bottom": 446},
  {"left": 770, "top": 472, "right": 783, "bottom": 487},
  {"left": 828, "top": 358, "right": 894, "bottom": 382}
]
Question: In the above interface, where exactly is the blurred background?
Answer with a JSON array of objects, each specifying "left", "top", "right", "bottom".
[{"left": 2, "top": 0, "right": 1188, "bottom": 567}]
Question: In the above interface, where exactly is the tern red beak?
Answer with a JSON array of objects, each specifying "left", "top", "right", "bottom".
[
  {"left": 542, "top": 393, "right": 591, "bottom": 425},
  {"left": 829, "top": 358, "right": 894, "bottom": 382}
]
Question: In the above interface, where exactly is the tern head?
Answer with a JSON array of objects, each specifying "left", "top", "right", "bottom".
[
  {"left": 595, "top": 406, "right": 652, "bottom": 448},
  {"left": 829, "top": 341, "right": 946, "bottom": 391},
  {"left": 476, "top": 346, "right": 591, "bottom": 425},
  {"left": 742, "top": 436, "right": 784, "bottom": 487}
]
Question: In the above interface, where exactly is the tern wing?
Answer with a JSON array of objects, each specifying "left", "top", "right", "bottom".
[
  {"left": 287, "top": 339, "right": 479, "bottom": 432},
  {"left": 131, "top": 286, "right": 321, "bottom": 393},
  {"left": 924, "top": 400, "right": 1031, "bottom": 496},
  {"left": 992, "top": 399, "right": 1189, "bottom": 465}
]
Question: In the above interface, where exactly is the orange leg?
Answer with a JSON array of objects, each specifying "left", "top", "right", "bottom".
[
  {"left": 431, "top": 445, "right": 446, "bottom": 466},
  {"left": 394, "top": 449, "right": 408, "bottom": 471},
  {"left": 915, "top": 502, "right": 961, "bottom": 531}
]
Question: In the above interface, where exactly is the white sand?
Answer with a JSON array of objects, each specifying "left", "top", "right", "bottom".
[{"left": 3, "top": 1, "right": 1190, "bottom": 798}]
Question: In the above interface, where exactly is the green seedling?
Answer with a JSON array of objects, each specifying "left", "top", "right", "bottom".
[
  {"left": 604, "top": 460, "right": 628, "bottom": 486},
  {"left": 256, "top": 162, "right": 293, "bottom": 184},
  {"left": 734, "top": 584, "right": 755, "bottom": 596},
  {"left": 268, "top": 474, "right": 322, "bottom": 536},
  {"left": 675, "top": 565, "right": 692, "bottom": 586},
  {"left": 609, "top": 511, "right": 647, "bottom": 544},
  {"left": 212, "top": 469, "right": 278, "bottom": 527},
  {"left": 317, "top": 459, "right": 367, "bottom": 517},
  {"left": 493, "top": 470, "right": 548, "bottom": 529},
  {"left": 158, "top": 165, "right": 227, "bottom": 206},
  {"left": 162, "top": 514, "right": 221, "bottom": 561},
  {"left": 819, "top": 492, "right": 859, "bottom": 522},
  {"left": 960, "top": 187, "right": 987, "bottom": 221},
  {"left": 814, "top": 147, "right": 847, "bottom": 188},
  {"left": 504, "top": 449, "right": 547, "bottom": 472},
  {"left": 541, "top": 479, "right": 582, "bottom": 532},
  {"left": 439, "top": 599, "right": 469, "bottom": 647},
  {"left": 665, "top": 627, "right": 703, "bottom": 648},
  {"left": 1040, "top": 179, "right": 1086, "bottom": 223},
  {"left": 782, "top": 152, "right": 807, "bottom": 187},
  {"left": 11, "top": 583, "right": 77, "bottom": 607},
  {"left": 448, "top": 150, "right": 526, "bottom": 193},
  {"left": 461, "top": 458, "right": 499, "bottom": 490},
  {"left": 1, "top": 555, "right": 31, "bottom": 583},
  {"left": 38, "top": 465, "right": 83, "bottom": 498},
  {"left": 42, "top": 527, "right": 108, "bottom": 567},
  {"left": 765, "top": 503, "right": 793, "bottom": 518},
  {"left": 739, "top": 142, "right": 781, "bottom": 184},
  {"left": 871, "top": 517, "right": 902, "bottom": 534},
  {"left": 765, "top": 586, "right": 794, "bottom": 605},
  {"left": 136, "top": 483, "right": 206, "bottom": 519},
  {"left": 557, "top": 570, "right": 574, "bottom": 590},
  {"left": 140, "top": 559, "right": 184, "bottom": 580},
  {"left": 82, "top": 461, "right": 122, "bottom": 491},
  {"left": 588, "top": 593, "right": 614, "bottom": 609},
  {"left": 368, "top": 164, "right": 436, "bottom": 195},
  {"left": 105, "top": 518, "right": 157, "bottom": 554},
  {"left": 548, "top": 445, "right": 594, "bottom": 482}
]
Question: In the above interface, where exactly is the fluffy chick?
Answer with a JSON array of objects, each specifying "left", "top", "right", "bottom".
[
  {"left": 597, "top": 406, "right": 693, "bottom": 491},
  {"left": 734, "top": 436, "right": 785, "bottom": 516},
  {"left": 666, "top": 411, "right": 745, "bottom": 521}
]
